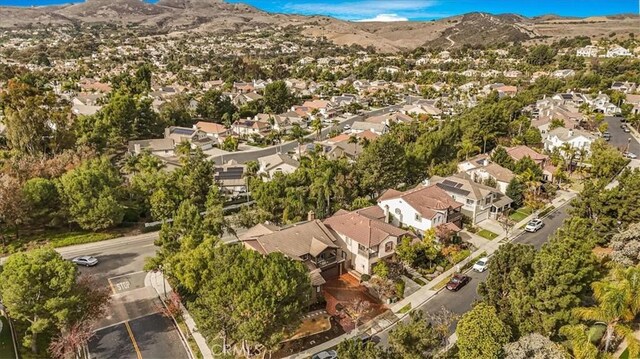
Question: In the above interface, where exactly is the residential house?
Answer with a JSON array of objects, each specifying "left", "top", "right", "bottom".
[
  {"left": 544, "top": 127, "right": 597, "bottom": 154},
  {"left": 193, "top": 121, "right": 229, "bottom": 139},
  {"left": 400, "top": 104, "right": 442, "bottom": 119},
  {"left": 505, "top": 145, "right": 556, "bottom": 182},
  {"left": 231, "top": 119, "right": 270, "bottom": 137},
  {"left": 552, "top": 69, "right": 576, "bottom": 79},
  {"left": 350, "top": 121, "right": 387, "bottom": 135},
  {"left": 503, "top": 70, "right": 522, "bottom": 78},
  {"left": 164, "top": 126, "right": 214, "bottom": 150},
  {"left": 427, "top": 173, "right": 513, "bottom": 225},
  {"left": 611, "top": 81, "right": 637, "bottom": 94},
  {"left": 458, "top": 154, "right": 515, "bottom": 194},
  {"left": 606, "top": 46, "right": 632, "bottom": 58},
  {"left": 324, "top": 206, "right": 413, "bottom": 275},
  {"left": 232, "top": 92, "right": 263, "bottom": 107},
  {"left": 240, "top": 218, "right": 345, "bottom": 300},
  {"left": 127, "top": 138, "right": 175, "bottom": 157},
  {"left": 257, "top": 153, "right": 300, "bottom": 179},
  {"left": 377, "top": 184, "right": 463, "bottom": 236},
  {"left": 576, "top": 45, "right": 599, "bottom": 57},
  {"left": 625, "top": 94, "right": 640, "bottom": 116},
  {"left": 214, "top": 160, "right": 247, "bottom": 196}
]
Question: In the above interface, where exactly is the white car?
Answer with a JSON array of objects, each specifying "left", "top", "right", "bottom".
[
  {"left": 312, "top": 350, "right": 337, "bottom": 359},
  {"left": 343, "top": 124, "right": 351, "bottom": 130},
  {"left": 624, "top": 152, "right": 638, "bottom": 159},
  {"left": 71, "top": 256, "right": 99, "bottom": 267},
  {"left": 472, "top": 257, "right": 489, "bottom": 272},
  {"left": 525, "top": 219, "right": 544, "bottom": 233}
]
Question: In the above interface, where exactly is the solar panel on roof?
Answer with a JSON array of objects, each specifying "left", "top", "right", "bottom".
[{"left": 172, "top": 128, "right": 195, "bottom": 136}]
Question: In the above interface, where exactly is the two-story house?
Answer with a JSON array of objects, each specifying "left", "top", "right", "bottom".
[
  {"left": 257, "top": 153, "right": 300, "bottom": 180},
  {"left": 377, "top": 184, "right": 463, "bottom": 237},
  {"left": 544, "top": 127, "right": 596, "bottom": 154},
  {"left": 240, "top": 218, "right": 345, "bottom": 301},
  {"left": 458, "top": 154, "right": 515, "bottom": 194},
  {"left": 324, "top": 206, "right": 413, "bottom": 275},
  {"left": 427, "top": 173, "right": 512, "bottom": 225},
  {"left": 164, "top": 126, "right": 214, "bottom": 150},
  {"left": 505, "top": 145, "right": 557, "bottom": 182}
]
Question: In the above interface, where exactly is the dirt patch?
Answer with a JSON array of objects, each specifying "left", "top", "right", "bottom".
[
  {"left": 323, "top": 274, "right": 388, "bottom": 332},
  {"left": 272, "top": 316, "right": 344, "bottom": 359}
]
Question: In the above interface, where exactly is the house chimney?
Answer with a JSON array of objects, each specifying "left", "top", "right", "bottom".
[
  {"left": 568, "top": 129, "right": 574, "bottom": 137},
  {"left": 384, "top": 205, "right": 390, "bottom": 223},
  {"left": 134, "top": 143, "right": 141, "bottom": 153},
  {"left": 307, "top": 210, "right": 316, "bottom": 222}
]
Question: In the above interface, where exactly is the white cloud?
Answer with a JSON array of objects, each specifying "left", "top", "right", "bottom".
[
  {"left": 283, "top": 0, "right": 443, "bottom": 21},
  {"left": 356, "top": 13, "right": 409, "bottom": 22}
]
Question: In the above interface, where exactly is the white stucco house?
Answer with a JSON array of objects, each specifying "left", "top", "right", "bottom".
[
  {"left": 376, "top": 184, "right": 463, "bottom": 236},
  {"left": 544, "top": 127, "right": 597, "bottom": 153}
]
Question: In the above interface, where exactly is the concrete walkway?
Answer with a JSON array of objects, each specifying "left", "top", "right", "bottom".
[{"left": 284, "top": 189, "right": 578, "bottom": 358}]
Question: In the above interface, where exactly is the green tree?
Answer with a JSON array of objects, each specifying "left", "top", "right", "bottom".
[
  {"left": 478, "top": 243, "right": 537, "bottom": 337},
  {"left": 530, "top": 219, "right": 599, "bottom": 335},
  {"left": 502, "top": 333, "right": 567, "bottom": 359},
  {"left": 610, "top": 222, "right": 640, "bottom": 267},
  {"left": 0, "top": 249, "right": 77, "bottom": 353},
  {"left": 196, "top": 89, "right": 236, "bottom": 122},
  {"left": 150, "top": 188, "right": 176, "bottom": 222},
  {"left": 526, "top": 45, "right": 557, "bottom": 66},
  {"left": 336, "top": 338, "right": 382, "bottom": 359},
  {"left": 21, "top": 177, "right": 59, "bottom": 225},
  {"left": 388, "top": 311, "right": 445, "bottom": 359},
  {"left": 0, "top": 79, "right": 74, "bottom": 155},
  {"left": 506, "top": 177, "right": 525, "bottom": 208},
  {"left": 356, "top": 135, "right": 407, "bottom": 197},
  {"left": 457, "top": 302, "right": 511, "bottom": 359},
  {"left": 491, "top": 146, "right": 515, "bottom": 170},
  {"left": 57, "top": 157, "right": 124, "bottom": 230},
  {"left": 588, "top": 139, "right": 627, "bottom": 180},
  {"left": 159, "top": 94, "right": 193, "bottom": 127},
  {"left": 262, "top": 80, "right": 294, "bottom": 113}
]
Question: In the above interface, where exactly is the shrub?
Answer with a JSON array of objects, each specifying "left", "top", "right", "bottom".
[
  {"left": 395, "top": 280, "right": 405, "bottom": 298},
  {"left": 361, "top": 274, "right": 371, "bottom": 282}
]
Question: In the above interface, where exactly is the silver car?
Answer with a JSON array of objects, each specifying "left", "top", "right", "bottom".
[
  {"left": 312, "top": 350, "right": 337, "bottom": 359},
  {"left": 71, "top": 256, "right": 99, "bottom": 267},
  {"left": 525, "top": 219, "right": 544, "bottom": 232}
]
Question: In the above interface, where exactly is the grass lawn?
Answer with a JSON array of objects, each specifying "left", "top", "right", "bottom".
[
  {"left": 477, "top": 229, "right": 498, "bottom": 240},
  {"left": 509, "top": 207, "right": 533, "bottom": 222},
  {"left": 434, "top": 274, "right": 453, "bottom": 290},
  {"left": 1, "top": 229, "right": 119, "bottom": 256},
  {"left": 620, "top": 348, "right": 629, "bottom": 359},
  {"left": 0, "top": 316, "right": 16, "bottom": 359},
  {"left": 398, "top": 303, "right": 412, "bottom": 314}
]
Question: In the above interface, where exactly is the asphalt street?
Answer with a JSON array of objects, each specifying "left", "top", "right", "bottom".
[
  {"left": 605, "top": 116, "right": 639, "bottom": 155},
  {"left": 208, "top": 105, "right": 401, "bottom": 164},
  {"left": 374, "top": 205, "right": 571, "bottom": 347}
]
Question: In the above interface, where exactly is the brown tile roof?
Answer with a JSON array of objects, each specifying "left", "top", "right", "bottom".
[
  {"left": 505, "top": 145, "right": 548, "bottom": 163},
  {"left": 324, "top": 207, "right": 411, "bottom": 248},
  {"left": 195, "top": 121, "right": 228, "bottom": 134},
  {"left": 241, "top": 220, "right": 338, "bottom": 260},
  {"left": 483, "top": 163, "right": 515, "bottom": 183},
  {"left": 378, "top": 185, "right": 462, "bottom": 219}
]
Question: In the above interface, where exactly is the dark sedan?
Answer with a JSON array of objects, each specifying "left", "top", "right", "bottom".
[{"left": 446, "top": 274, "right": 471, "bottom": 291}]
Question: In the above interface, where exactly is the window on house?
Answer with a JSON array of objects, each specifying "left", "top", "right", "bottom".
[
  {"left": 395, "top": 208, "right": 401, "bottom": 215},
  {"left": 415, "top": 213, "right": 421, "bottom": 222},
  {"left": 385, "top": 242, "right": 394, "bottom": 252},
  {"left": 466, "top": 199, "right": 474, "bottom": 205}
]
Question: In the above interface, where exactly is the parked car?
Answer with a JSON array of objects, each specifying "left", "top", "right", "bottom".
[
  {"left": 525, "top": 218, "right": 544, "bottom": 232},
  {"left": 621, "top": 124, "right": 631, "bottom": 133},
  {"left": 624, "top": 152, "right": 638, "bottom": 159},
  {"left": 312, "top": 350, "right": 337, "bottom": 359},
  {"left": 602, "top": 132, "right": 611, "bottom": 141},
  {"left": 71, "top": 256, "right": 99, "bottom": 267},
  {"left": 472, "top": 257, "right": 489, "bottom": 272},
  {"left": 343, "top": 124, "right": 351, "bottom": 130},
  {"left": 446, "top": 274, "right": 470, "bottom": 291}
]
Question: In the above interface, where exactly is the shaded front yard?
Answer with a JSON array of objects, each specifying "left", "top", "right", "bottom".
[{"left": 322, "top": 274, "right": 387, "bottom": 332}]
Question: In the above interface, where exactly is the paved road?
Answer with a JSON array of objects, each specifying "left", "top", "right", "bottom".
[
  {"left": 208, "top": 105, "right": 402, "bottom": 164},
  {"left": 374, "top": 205, "right": 570, "bottom": 347},
  {"left": 605, "top": 116, "right": 640, "bottom": 155}
]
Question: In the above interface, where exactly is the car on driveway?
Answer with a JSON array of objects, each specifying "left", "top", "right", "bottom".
[
  {"left": 71, "top": 256, "right": 99, "bottom": 267},
  {"left": 525, "top": 218, "right": 544, "bottom": 232},
  {"left": 624, "top": 152, "right": 638, "bottom": 159},
  {"left": 602, "top": 131, "right": 611, "bottom": 141},
  {"left": 472, "top": 257, "right": 489, "bottom": 272},
  {"left": 621, "top": 124, "right": 631, "bottom": 133},
  {"left": 446, "top": 274, "right": 470, "bottom": 291},
  {"left": 312, "top": 350, "right": 337, "bottom": 359}
]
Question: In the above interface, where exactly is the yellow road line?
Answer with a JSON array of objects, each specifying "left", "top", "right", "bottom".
[
  {"left": 107, "top": 278, "right": 116, "bottom": 294},
  {"left": 124, "top": 321, "right": 143, "bottom": 359}
]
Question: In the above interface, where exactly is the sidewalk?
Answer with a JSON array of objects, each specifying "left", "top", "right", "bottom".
[
  {"left": 145, "top": 272, "right": 213, "bottom": 359},
  {"left": 285, "top": 190, "right": 577, "bottom": 358}
]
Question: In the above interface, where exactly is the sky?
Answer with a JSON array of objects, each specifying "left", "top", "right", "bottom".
[{"left": 1, "top": 0, "right": 638, "bottom": 22}]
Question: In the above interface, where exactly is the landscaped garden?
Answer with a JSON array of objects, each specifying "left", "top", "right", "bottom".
[
  {"left": 0, "top": 316, "right": 17, "bottom": 359},
  {"left": 509, "top": 206, "right": 533, "bottom": 222}
]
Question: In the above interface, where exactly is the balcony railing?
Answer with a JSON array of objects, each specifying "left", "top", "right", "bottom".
[
  {"left": 358, "top": 249, "right": 378, "bottom": 259},
  {"left": 314, "top": 255, "right": 337, "bottom": 268}
]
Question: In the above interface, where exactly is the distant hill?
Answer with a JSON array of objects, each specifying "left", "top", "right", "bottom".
[{"left": 1, "top": 0, "right": 638, "bottom": 52}]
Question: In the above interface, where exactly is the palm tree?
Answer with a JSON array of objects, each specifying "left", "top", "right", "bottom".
[
  {"left": 311, "top": 118, "right": 324, "bottom": 141},
  {"left": 560, "top": 143, "right": 576, "bottom": 174},
  {"left": 290, "top": 123, "right": 306, "bottom": 159},
  {"left": 482, "top": 132, "right": 496, "bottom": 154},
  {"left": 560, "top": 324, "right": 600, "bottom": 359},
  {"left": 573, "top": 266, "right": 640, "bottom": 355},
  {"left": 457, "top": 138, "right": 481, "bottom": 160},
  {"left": 348, "top": 135, "right": 359, "bottom": 155}
]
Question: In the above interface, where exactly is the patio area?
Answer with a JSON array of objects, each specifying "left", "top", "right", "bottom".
[{"left": 322, "top": 274, "right": 387, "bottom": 332}]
